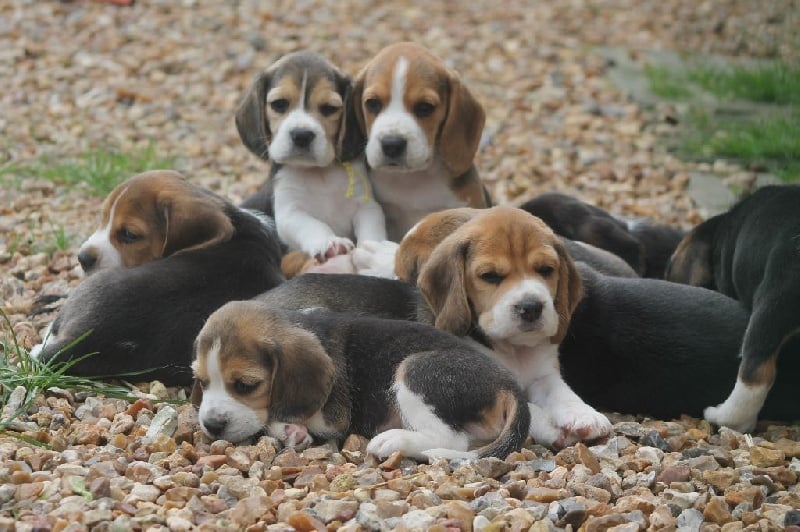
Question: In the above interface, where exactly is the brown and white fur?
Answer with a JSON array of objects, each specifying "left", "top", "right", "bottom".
[
  {"left": 409, "top": 206, "right": 612, "bottom": 447},
  {"left": 191, "top": 302, "right": 530, "bottom": 460},
  {"left": 350, "top": 42, "right": 490, "bottom": 243},
  {"left": 235, "top": 51, "right": 386, "bottom": 265}
]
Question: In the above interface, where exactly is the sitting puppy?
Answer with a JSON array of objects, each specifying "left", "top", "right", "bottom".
[
  {"left": 519, "top": 193, "right": 685, "bottom": 278},
  {"left": 666, "top": 185, "right": 800, "bottom": 432},
  {"left": 235, "top": 51, "right": 387, "bottom": 264},
  {"left": 31, "top": 171, "right": 284, "bottom": 385},
  {"left": 191, "top": 302, "right": 530, "bottom": 460},
  {"left": 415, "top": 207, "right": 613, "bottom": 447},
  {"left": 351, "top": 42, "right": 490, "bottom": 242}
]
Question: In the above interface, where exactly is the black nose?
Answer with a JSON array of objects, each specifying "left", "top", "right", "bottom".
[
  {"left": 381, "top": 135, "right": 407, "bottom": 158},
  {"left": 515, "top": 300, "right": 544, "bottom": 323},
  {"left": 202, "top": 416, "right": 227, "bottom": 438},
  {"left": 291, "top": 129, "right": 316, "bottom": 148},
  {"left": 78, "top": 249, "right": 97, "bottom": 272}
]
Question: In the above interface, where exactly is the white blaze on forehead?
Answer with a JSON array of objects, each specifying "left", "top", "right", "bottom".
[
  {"left": 389, "top": 57, "right": 408, "bottom": 111},
  {"left": 79, "top": 185, "right": 130, "bottom": 272}
]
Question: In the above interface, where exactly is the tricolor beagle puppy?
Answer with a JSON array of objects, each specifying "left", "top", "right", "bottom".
[
  {"left": 518, "top": 193, "right": 685, "bottom": 279},
  {"left": 413, "top": 207, "right": 613, "bottom": 447},
  {"left": 31, "top": 170, "right": 284, "bottom": 385},
  {"left": 191, "top": 302, "right": 530, "bottom": 460},
  {"left": 666, "top": 185, "right": 800, "bottom": 432},
  {"left": 351, "top": 42, "right": 491, "bottom": 242},
  {"left": 235, "top": 51, "right": 387, "bottom": 265}
]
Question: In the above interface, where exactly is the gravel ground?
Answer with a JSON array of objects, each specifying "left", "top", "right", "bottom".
[{"left": 1, "top": 1, "right": 798, "bottom": 530}]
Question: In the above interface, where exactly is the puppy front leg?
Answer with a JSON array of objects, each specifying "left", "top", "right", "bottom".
[
  {"left": 353, "top": 199, "right": 388, "bottom": 244},
  {"left": 276, "top": 208, "right": 353, "bottom": 262},
  {"left": 527, "top": 370, "right": 612, "bottom": 447}
]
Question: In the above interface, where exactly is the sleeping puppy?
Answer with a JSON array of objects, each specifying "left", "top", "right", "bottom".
[
  {"left": 191, "top": 302, "right": 530, "bottom": 460},
  {"left": 666, "top": 185, "right": 800, "bottom": 432},
  {"left": 561, "top": 263, "right": 798, "bottom": 422},
  {"left": 415, "top": 206, "right": 613, "bottom": 447},
  {"left": 31, "top": 171, "right": 284, "bottom": 385},
  {"left": 351, "top": 42, "right": 490, "bottom": 242},
  {"left": 235, "top": 51, "right": 387, "bottom": 264},
  {"left": 518, "top": 193, "right": 685, "bottom": 278},
  {"left": 395, "top": 208, "right": 637, "bottom": 283}
]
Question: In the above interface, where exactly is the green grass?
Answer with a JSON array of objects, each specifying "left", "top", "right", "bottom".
[
  {"left": 0, "top": 145, "right": 175, "bottom": 197},
  {"left": 688, "top": 62, "right": 800, "bottom": 105},
  {"left": 683, "top": 110, "right": 800, "bottom": 182},
  {"left": 0, "top": 309, "right": 140, "bottom": 445},
  {"left": 644, "top": 65, "right": 693, "bottom": 100}
]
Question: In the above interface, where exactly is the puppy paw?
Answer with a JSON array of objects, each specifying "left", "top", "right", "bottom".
[
  {"left": 550, "top": 403, "right": 612, "bottom": 446},
  {"left": 307, "top": 237, "right": 354, "bottom": 263},
  {"left": 352, "top": 240, "right": 399, "bottom": 278},
  {"left": 527, "top": 403, "right": 563, "bottom": 448},
  {"left": 268, "top": 421, "right": 313, "bottom": 450},
  {"left": 704, "top": 404, "right": 757, "bottom": 434}
]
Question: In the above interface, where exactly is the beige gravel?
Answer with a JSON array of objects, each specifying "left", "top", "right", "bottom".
[{"left": 1, "top": 0, "right": 798, "bottom": 529}]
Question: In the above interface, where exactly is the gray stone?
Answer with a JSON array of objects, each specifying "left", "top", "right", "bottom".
[
  {"left": 401, "top": 509, "right": 436, "bottom": 529},
  {"left": 145, "top": 405, "right": 178, "bottom": 438},
  {"left": 677, "top": 508, "right": 704, "bottom": 531},
  {"left": 688, "top": 172, "right": 736, "bottom": 217}
]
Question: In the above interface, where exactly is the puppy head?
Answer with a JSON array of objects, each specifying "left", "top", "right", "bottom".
[
  {"left": 665, "top": 216, "right": 719, "bottom": 287},
  {"left": 191, "top": 301, "right": 335, "bottom": 443},
  {"left": 418, "top": 206, "right": 583, "bottom": 346},
  {"left": 352, "top": 42, "right": 485, "bottom": 175},
  {"left": 77, "top": 170, "right": 234, "bottom": 274},
  {"left": 235, "top": 51, "right": 365, "bottom": 166},
  {"left": 395, "top": 207, "right": 482, "bottom": 283}
]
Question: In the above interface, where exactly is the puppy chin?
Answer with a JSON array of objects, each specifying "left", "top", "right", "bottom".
[{"left": 479, "top": 314, "right": 557, "bottom": 347}]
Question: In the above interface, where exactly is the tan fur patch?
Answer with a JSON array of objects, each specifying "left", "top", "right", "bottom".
[{"left": 466, "top": 389, "right": 516, "bottom": 440}]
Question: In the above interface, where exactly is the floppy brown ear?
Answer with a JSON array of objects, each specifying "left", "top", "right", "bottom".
[
  {"left": 270, "top": 330, "right": 336, "bottom": 420},
  {"left": 417, "top": 235, "right": 473, "bottom": 336},
  {"left": 552, "top": 240, "right": 584, "bottom": 344},
  {"left": 665, "top": 225, "right": 717, "bottom": 287},
  {"left": 159, "top": 192, "right": 235, "bottom": 257},
  {"left": 190, "top": 380, "right": 203, "bottom": 408},
  {"left": 349, "top": 67, "right": 367, "bottom": 146},
  {"left": 438, "top": 70, "right": 486, "bottom": 177},
  {"left": 335, "top": 69, "right": 367, "bottom": 162},
  {"left": 235, "top": 71, "right": 273, "bottom": 160}
]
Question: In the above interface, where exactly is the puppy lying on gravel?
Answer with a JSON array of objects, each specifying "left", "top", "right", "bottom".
[
  {"left": 31, "top": 170, "right": 284, "bottom": 385},
  {"left": 191, "top": 301, "right": 530, "bottom": 460}
]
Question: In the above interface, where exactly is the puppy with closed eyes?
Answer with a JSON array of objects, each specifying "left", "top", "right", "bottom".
[
  {"left": 191, "top": 302, "right": 530, "bottom": 460},
  {"left": 236, "top": 51, "right": 387, "bottom": 265}
]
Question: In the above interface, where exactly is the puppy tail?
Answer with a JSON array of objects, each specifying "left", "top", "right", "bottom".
[{"left": 474, "top": 387, "right": 531, "bottom": 459}]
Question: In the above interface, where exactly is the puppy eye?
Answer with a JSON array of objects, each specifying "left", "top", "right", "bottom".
[
  {"left": 479, "top": 271, "right": 505, "bottom": 284},
  {"left": 269, "top": 99, "right": 290, "bottom": 113},
  {"left": 319, "top": 103, "right": 340, "bottom": 117},
  {"left": 232, "top": 379, "right": 260, "bottom": 395},
  {"left": 364, "top": 98, "right": 383, "bottom": 114},
  {"left": 413, "top": 102, "right": 435, "bottom": 118},
  {"left": 537, "top": 265, "right": 555, "bottom": 278},
  {"left": 117, "top": 228, "right": 140, "bottom": 244}
]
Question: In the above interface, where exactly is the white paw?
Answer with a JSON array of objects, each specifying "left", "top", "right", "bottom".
[
  {"left": 352, "top": 240, "right": 399, "bottom": 279},
  {"left": 307, "top": 237, "right": 354, "bottom": 263},
  {"left": 527, "top": 403, "right": 563, "bottom": 448},
  {"left": 550, "top": 403, "right": 612, "bottom": 446},
  {"left": 704, "top": 404, "right": 757, "bottom": 434},
  {"left": 268, "top": 421, "right": 313, "bottom": 449},
  {"left": 366, "top": 429, "right": 417, "bottom": 458}
]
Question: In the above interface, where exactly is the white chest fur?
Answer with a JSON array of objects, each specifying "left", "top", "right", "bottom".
[{"left": 370, "top": 159, "right": 466, "bottom": 241}]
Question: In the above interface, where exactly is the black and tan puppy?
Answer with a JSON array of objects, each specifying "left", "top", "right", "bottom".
[
  {"left": 519, "top": 193, "right": 685, "bottom": 278},
  {"left": 31, "top": 171, "right": 284, "bottom": 385},
  {"left": 191, "top": 302, "right": 529, "bottom": 460},
  {"left": 666, "top": 185, "right": 800, "bottom": 432}
]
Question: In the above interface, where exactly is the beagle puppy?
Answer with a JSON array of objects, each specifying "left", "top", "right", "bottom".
[
  {"left": 666, "top": 185, "right": 800, "bottom": 432},
  {"left": 351, "top": 42, "right": 490, "bottom": 242},
  {"left": 31, "top": 171, "right": 284, "bottom": 385},
  {"left": 413, "top": 206, "right": 613, "bottom": 447},
  {"left": 518, "top": 193, "right": 685, "bottom": 279},
  {"left": 235, "top": 51, "right": 387, "bottom": 264},
  {"left": 191, "top": 303, "right": 530, "bottom": 460}
]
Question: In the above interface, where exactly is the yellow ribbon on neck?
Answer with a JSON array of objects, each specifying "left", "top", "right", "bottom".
[{"left": 342, "top": 162, "right": 371, "bottom": 203}]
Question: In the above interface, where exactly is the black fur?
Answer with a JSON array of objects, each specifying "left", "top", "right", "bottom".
[{"left": 37, "top": 205, "right": 284, "bottom": 385}]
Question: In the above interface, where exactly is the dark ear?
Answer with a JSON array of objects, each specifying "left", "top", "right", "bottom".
[
  {"left": 552, "top": 239, "right": 584, "bottom": 344},
  {"left": 335, "top": 70, "right": 367, "bottom": 162},
  {"left": 159, "top": 192, "right": 235, "bottom": 257},
  {"left": 349, "top": 67, "right": 367, "bottom": 150},
  {"left": 438, "top": 70, "right": 485, "bottom": 177},
  {"left": 417, "top": 235, "right": 472, "bottom": 336},
  {"left": 665, "top": 218, "right": 719, "bottom": 287},
  {"left": 190, "top": 380, "right": 203, "bottom": 408},
  {"left": 270, "top": 330, "right": 336, "bottom": 420},
  {"left": 235, "top": 71, "right": 273, "bottom": 160}
]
